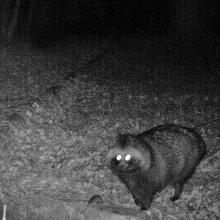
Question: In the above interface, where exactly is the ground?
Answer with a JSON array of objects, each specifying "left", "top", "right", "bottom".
[{"left": 0, "top": 34, "right": 219, "bottom": 219}]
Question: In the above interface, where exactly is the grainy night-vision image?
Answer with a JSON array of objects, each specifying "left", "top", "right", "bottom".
[{"left": 0, "top": 0, "right": 219, "bottom": 219}]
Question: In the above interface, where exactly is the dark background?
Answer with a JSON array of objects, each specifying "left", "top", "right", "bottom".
[
  {"left": 14, "top": 0, "right": 219, "bottom": 48},
  {"left": 1, "top": 0, "right": 220, "bottom": 91},
  {"left": 0, "top": 2, "right": 220, "bottom": 219}
]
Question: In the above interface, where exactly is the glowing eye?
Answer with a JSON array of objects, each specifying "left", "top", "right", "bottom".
[
  {"left": 116, "top": 155, "right": 122, "bottom": 161},
  {"left": 125, "top": 154, "right": 131, "bottom": 161}
]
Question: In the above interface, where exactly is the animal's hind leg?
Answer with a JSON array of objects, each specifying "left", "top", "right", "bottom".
[
  {"left": 171, "top": 168, "right": 198, "bottom": 201},
  {"left": 170, "top": 182, "right": 184, "bottom": 201}
]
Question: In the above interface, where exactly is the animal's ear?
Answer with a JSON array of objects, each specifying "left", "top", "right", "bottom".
[
  {"left": 117, "top": 134, "right": 128, "bottom": 146},
  {"left": 115, "top": 131, "right": 123, "bottom": 142}
]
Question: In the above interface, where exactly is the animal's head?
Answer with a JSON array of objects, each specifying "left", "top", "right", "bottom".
[{"left": 106, "top": 134, "right": 152, "bottom": 174}]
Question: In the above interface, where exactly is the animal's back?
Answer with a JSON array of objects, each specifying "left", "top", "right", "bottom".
[{"left": 138, "top": 124, "right": 206, "bottom": 183}]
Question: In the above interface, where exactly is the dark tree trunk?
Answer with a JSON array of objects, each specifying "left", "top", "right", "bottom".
[
  {"left": 0, "top": 0, "right": 21, "bottom": 47},
  {"left": 7, "top": 0, "right": 21, "bottom": 43},
  {"left": 27, "top": 0, "right": 37, "bottom": 35}
]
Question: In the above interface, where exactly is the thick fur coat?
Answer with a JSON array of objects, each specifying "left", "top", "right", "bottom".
[{"left": 107, "top": 124, "right": 206, "bottom": 210}]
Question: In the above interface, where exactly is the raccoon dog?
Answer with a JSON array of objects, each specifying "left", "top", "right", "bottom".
[{"left": 106, "top": 124, "right": 206, "bottom": 210}]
